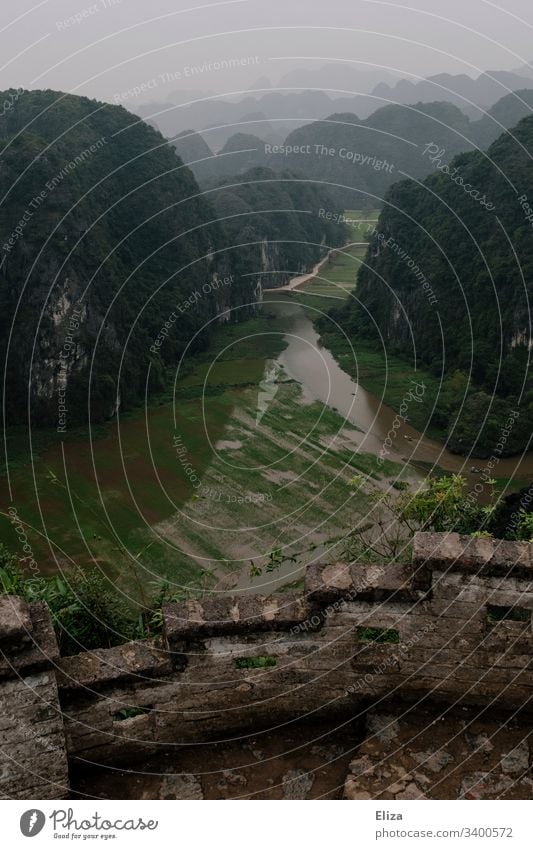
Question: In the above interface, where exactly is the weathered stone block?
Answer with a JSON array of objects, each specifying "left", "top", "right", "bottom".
[
  {"left": 0, "top": 671, "right": 68, "bottom": 799},
  {"left": 0, "top": 595, "right": 32, "bottom": 647},
  {"left": 164, "top": 592, "right": 309, "bottom": 642},
  {"left": 57, "top": 638, "right": 173, "bottom": 692},
  {"left": 0, "top": 601, "right": 59, "bottom": 680},
  {"left": 414, "top": 532, "right": 533, "bottom": 578}
]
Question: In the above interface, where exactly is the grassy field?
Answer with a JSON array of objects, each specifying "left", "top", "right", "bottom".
[
  {"left": 0, "top": 305, "right": 402, "bottom": 598},
  {"left": 0, "top": 315, "right": 285, "bottom": 592},
  {"left": 293, "top": 209, "right": 380, "bottom": 301},
  {"left": 342, "top": 209, "right": 382, "bottom": 242},
  {"left": 299, "top": 244, "right": 367, "bottom": 299},
  {"left": 154, "top": 377, "right": 401, "bottom": 594}
]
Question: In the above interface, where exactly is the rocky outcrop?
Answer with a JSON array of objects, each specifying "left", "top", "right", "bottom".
[{"left": 0, "top": 90, "right": 259, "bottom": 427}]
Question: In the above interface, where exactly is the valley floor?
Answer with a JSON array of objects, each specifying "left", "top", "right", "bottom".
[{"left": 0, "top": 303, "right": 401, "bottom": 599}]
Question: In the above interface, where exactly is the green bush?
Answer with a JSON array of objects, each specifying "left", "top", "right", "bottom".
[
  {"left": 0, "top": 555, "right": 139, "bottom": 655},
  {"left": 235, "top": 655, "right": 277, "bottom": 669},
  {"left": 357, "top": 627, "right": 400, "bottom": 644},
  {"left": 0, "top": 545, "right": 211, "bottom": 656}
]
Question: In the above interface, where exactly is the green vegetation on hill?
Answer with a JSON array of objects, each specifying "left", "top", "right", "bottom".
[
  {"left": 0, "top": 91, "right": 346, "bottom": 428},
  {"left": 209, "top": 167, "right": 348, "bottom": 288},
  {"left": 213, "top": 133, "right": 270, "bottom": 178},
  {"left": 170, "top": 128, "right": 217, "bottom": 182},
  {"left": 267, "top": 103, "right": 476, "bottom": 208},
  {"left": 326, "top": 116, "right": 533, "bottom": 457},
  {"left": 0, "top": 542, "right": 195, "bottom": 655},
  {"left": 0, "top": 89, "right": 240, "bottom": 426},
  {"left": 473, "top": 89, "right": 533, "bottom": 148}
]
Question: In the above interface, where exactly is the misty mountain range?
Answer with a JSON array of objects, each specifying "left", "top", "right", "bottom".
[
  {"left": 170, "top": 89, "right": 533, "bottom": 209},
  {"left": 135, "top": 61, "right": 533, "bottom": 149}
]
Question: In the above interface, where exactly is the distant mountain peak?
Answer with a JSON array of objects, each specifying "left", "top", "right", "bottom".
[{"left": 248, "top": 76, "right": 272, "bottom": 91}]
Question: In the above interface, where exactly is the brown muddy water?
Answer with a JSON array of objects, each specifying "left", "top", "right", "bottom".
[
  {"left": 266, "top": 291, "right": 533, "bottom": 492},
  {"left": 3, "top": 286, "right": 531, "bottom": 591}
]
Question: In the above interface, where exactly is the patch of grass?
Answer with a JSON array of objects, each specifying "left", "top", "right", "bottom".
[
  {"left": 357, "top": 626, "right": 400, "bottom": 644},
  {"left": 486, "top": 605, "right": 531, "bottom": 624},
  {"left": 319, "top": 245, "right": 366, "bottom": 287},
  {"left": 113, "top": 706, "right": 152, "bottom": 721},
  {"left": 235, "top": 655, "right": 277, "bottom": 669},
  {"left": 287, "top": 292, "right": 342, "bottom": 314},
  {"left": 276, "top": 210, "right": 379, "bottom": 306},
  {"left": 0, "top": 310, "right": 286, "bottom": 588},
  {"left": 342, "top": 209, "right": 381, "bottom": 242}
]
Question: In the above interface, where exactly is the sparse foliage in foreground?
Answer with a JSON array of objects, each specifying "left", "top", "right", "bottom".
[
  {"left": 340, "top": 474, "right": 499, "bottom": 564},
  {"left": 0, "top": 544, "right": 208, "bottom": 656},
  {"left": 2, "top": 475, "right": 532, "bottom": 651}
]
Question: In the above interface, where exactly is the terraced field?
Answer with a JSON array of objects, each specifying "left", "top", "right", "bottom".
[
  {"left": 154, "top": 377, "right": 400, "bottom": 594},
  {"left": 0, "top": 307, "right": 400, "bottom": 600}
]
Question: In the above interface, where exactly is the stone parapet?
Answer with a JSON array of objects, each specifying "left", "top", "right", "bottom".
[
  {"left": 0, "top": 599, "right": 68, "bottom": 799},
  {"left": 2, "top": 532, "right": 533, "bottom": 795}
]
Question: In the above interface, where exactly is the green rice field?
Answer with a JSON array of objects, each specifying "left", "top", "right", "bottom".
[{"left": 0, "top": 305, "right": 400, "bottom": 599}]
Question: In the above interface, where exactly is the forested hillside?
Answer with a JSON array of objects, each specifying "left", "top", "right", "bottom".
[
  {"left": 0, "top": 90, "right": 345, "bottom": 427},
  {"left": 330, "top": 116, "right": 533, "bottom": 456},
  {"left": 471, "top": 89, "right": 533, "bottom": 148},
  {"left": 170, "top": 128, "right": 217, "bottom": 183},
  {"left": 227, "top": 102, "right": 475, "bottom": 208},
  {"left": 0, "top": 89, "right": 246, "bottom": 426},
  {"left": 210, "top": 167, "right": 347, "bottom": 288}
]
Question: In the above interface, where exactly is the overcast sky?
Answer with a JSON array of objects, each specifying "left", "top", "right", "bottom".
[{"left": 2, "top": 0, "right": 533, "bottom": 104}]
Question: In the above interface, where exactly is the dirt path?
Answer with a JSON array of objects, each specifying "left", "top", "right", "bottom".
[{"left": 264, "top": 242, "right": 367, "bottom": 292}]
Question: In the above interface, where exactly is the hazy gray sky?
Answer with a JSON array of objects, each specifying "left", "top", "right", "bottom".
[{"left": 2, "top": 0, "right": 533, "bottom": 103}]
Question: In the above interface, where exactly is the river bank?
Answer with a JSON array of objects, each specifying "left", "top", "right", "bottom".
[
  {"left": 275, "top": 292, "right": 533, "bottom": 490},
  {"left": 278, "top": 211, "right": 533, "bottom": 494},
  {"left": 0, "top": 308, "right": 403, "bottom": 597},
  {"left": 2, "top": 212, "right": 531, "bottom": 595}
]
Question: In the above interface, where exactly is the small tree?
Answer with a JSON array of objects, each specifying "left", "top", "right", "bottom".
[{"left": 339, "top": 474, "right": 498, "bottom": 564}]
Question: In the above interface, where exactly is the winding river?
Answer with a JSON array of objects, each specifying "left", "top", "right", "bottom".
[{"left": 264, "top": 290, "right": 533, "bottom": 492}]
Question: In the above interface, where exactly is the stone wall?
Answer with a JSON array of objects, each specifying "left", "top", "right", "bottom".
[
  {"left": 2, "top": 532, "right": 533, "bottom": 798},
  {"left": 0, "top": 598, "right": 69, "bottom": 799}
]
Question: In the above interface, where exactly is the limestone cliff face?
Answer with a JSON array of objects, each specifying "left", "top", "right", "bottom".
[
  {"left": 354, "top": 120, "right": 533, "bottom": 377},
  {"left": 210, "top": 168, "right": 346, "bottom": 292},
  {"left": 255, "top": 236, "right": 322, "bottom": 289},
  {"left": 0, "top": 90, "right": 259, "bottom": 426}
]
